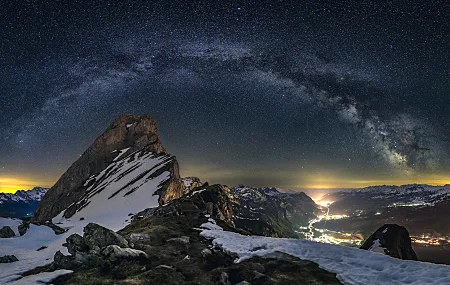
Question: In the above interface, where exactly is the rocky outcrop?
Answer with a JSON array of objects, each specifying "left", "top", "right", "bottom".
[
  {"left": 181, "top": 177, "right": 203, "bottom": 193},
  {"left": 360, "top": 224, "right": 418, "bottom": 260},
  {"left": 0, "top": 225, "right": 15, "bottom": 238},
  {"left": 0, "top": 255, "right": 18, "bottom": 263},
  {"left": 53, "top": 223, "right": 146, "bottom": 270},
  {"left": 33, "top": 114, "right": 184, "bottom": 222}
]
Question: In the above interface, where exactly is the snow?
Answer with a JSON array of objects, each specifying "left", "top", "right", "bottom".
[
  {"left": 0, "top": 151, "right": 172, "bottom": 284},
  {"left": 6, "top": 270, "right": 73, "bottom": 285},
  {"left": 0, "top": 223, "right": 63, "bottom": 283},
  {"left": 126, "top": 123, "right": 134, "bottom": 129},
  {"left": 382, "top": 228, "right": 388, "bottom": 233},
  {"left": 200, "top": 222, "right": 223, "bottom": 231},
  {"left": 112, "top": 147, "right": 131, "bottom": 162},
  {"left": 201, "top": 230, "right": 450, "bottom": 285},
  {"left": 368, "top": 239, "right": 386, "bottom": 254},
  {"left": 0, "top": 218, "right": 21, "bottom": 236}
]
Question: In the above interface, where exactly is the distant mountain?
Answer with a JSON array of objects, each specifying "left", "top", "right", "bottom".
[
  {"left": 230, "top": 185, "right": 319, "bottom": 238},
  {"left": 315, "top": 184, "right": 450, "bottom": 237},
  {"left": 0, "top": 187, "right": 49, "bottom": 218}
]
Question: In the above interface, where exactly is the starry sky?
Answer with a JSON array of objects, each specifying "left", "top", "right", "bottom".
[{"left": 1, "top": 0, "right": 450, "bottom": 193}]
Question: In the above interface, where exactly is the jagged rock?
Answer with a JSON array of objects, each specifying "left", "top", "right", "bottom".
[
  {"left": 235, "top": 281, "right": 251, "bottom": 285},
  {"left": 83, "top": 223, "right": 129, "bottom": 251},
  {"left": 33, "top": 114, "right": 184, "bottom": 222},
  {"left": 18, "top": 221, "right": 29, "bottom": 236},
  {"left": 0, "top": 255, "right": 18, "bottom": 263},
  {"left": 182, "top": 177, "right": 203, "bottom": 193},
  {"left": 360, "top": 224, "right": 418, "bottom": 260},
  {"left": 101, "top": 245, "right": 148, "bottom": 262},
  {"left": 0, "top": 226, "right": 15, "bottom": 238},
  {"left": 66, "top": 234, "right": 89, "bottom": 255}
]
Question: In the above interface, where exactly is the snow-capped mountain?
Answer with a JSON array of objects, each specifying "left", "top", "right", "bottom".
[
  {"left": 322, "top": 184, "right": 450, "bottom": 215},
  {"left": 315, "top": 184, "right": 450, "bottom": 237},
  {"left": 0, "top": 187, "right": 49, "bottom": 218},
  {"left": 0, "top": 187, "right": 48, "bottom": 203}
]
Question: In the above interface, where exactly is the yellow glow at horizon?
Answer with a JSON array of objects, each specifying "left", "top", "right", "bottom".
[{"left": 0, "top": 176, "right": 53, "bottom": 193}]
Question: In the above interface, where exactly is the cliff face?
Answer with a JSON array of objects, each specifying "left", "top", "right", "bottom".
[{"left": 33, "top": 114, "right": 183, "bottom": 222}]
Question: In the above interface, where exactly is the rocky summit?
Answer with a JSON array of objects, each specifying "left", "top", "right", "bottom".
[{"left": 32, "top": 114, "right": 184, "bottom": 223}]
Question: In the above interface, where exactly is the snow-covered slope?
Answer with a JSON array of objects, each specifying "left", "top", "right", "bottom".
[
  {"left": 0, "top": 149, "right": 175, "bottom": 284},
  {"left": 201, "top": 227, "right": 450, "bottom": 285}
]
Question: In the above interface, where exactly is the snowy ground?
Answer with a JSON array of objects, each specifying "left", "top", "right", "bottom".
[
  {"left": 0, "top": 150, "right": 171, "bottom": 284},
  {"left": 201, "top": 228, "right": 450, "bottom": 285}
]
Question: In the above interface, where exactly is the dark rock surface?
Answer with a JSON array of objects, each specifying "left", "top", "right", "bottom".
[
  {"left": 0, "top": 225, "right": 15, "bottom": 238},
  {"left": 0, "top": 255, "right": 19, "bottom": 263},
  {"left": 18, "top": 221, "right": 29, "bottom": 236},
  {"left": 33, "top": 114, "right": 184, "bottom": 222},
  {"left": 360, "top": 224, "right": 418, "bottom": 260}
]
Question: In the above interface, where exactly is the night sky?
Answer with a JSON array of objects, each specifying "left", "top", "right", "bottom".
[{"left": 1, "top": 0, "right": 450, "bottom": 193}]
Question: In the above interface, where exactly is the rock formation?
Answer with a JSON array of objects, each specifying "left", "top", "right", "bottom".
[
  {"left": 0, "top": 226, "right": 15, "bottom": 238},
  {"left": 360, "top": 224, "right": 418, "bottom": 260},
  {"left": 33, "top": 114, "right": 184, "bottom": 222}
]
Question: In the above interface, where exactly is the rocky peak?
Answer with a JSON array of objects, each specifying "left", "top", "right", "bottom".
[{"left": 32, "top": 114, "right": 182, "bottom": 223}]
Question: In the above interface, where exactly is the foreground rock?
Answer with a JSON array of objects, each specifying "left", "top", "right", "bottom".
[
  {"left": 0, "top": 255, "right": 19, "bottom": 263},
  {"left": 46, "top": 185, "right": 342, "bottom": 285},
  {"left": 52, "top": 223, "right": 147, "bottom": 270},
  {"left": 360, "top": 224, "right": 418, "bottom": 260},
  {"left": 33, "top": 114, "right": 184, "bottom": 222},
  {"left": 0, "top": 225, "right": 15, "bottom": 238}
]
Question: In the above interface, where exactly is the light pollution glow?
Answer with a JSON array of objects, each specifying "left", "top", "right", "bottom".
[
  {"left": 2, "top": 169, "right": 449, "bottom": 194},
  {"left": 0, "top": 176, "right": 54, "bottom": 193}
]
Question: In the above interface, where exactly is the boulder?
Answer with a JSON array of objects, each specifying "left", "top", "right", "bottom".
[
  {"left": 101, "top": 245, "right": 148, "bottom": 262},
  {"left": 66, "top": 233, "right": 89, "bottom": 255},
  {"left": 360, "top": 224, "right": 418, "bottom": 260},
  {"left": 83, "top": 223, "right": 129, "bottom": 251},
  {"left": 0, "top": 226, "right": 15, "bottom": 238},
  {"left": 0, "top": 255, "right": 18, "bottom": 263}
]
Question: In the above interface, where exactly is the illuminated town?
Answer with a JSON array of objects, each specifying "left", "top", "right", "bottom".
[{"left": 303, "top": 197, "right": 450, "bottom": 248}]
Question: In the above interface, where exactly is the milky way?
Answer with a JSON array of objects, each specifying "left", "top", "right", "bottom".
[{"left": 1, "top": 1, "right": 450, "bottom": 190}]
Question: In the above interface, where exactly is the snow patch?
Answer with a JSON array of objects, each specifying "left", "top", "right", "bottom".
[{"left": 201, "top": 229, "right": 450, "bottom": 285}]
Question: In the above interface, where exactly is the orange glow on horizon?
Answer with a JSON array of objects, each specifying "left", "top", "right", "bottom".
[{"left": 0, "top": 176, "right": 53, "bottom": 193}]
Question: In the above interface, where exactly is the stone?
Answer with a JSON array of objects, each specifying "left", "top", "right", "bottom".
[
  {"left": 101, "top": 245, "right": 148, "bottom": 262},
  {"left": 166, "top": 236, "right": 190, "bottom": 245},
  {"left": 83, "top": 223, "right": 129, "bottom": 250},
  {"left": 0, "top": 226, "right": 15, "bottom": 238},
  {"left": 0, "top": 255, "right": 18, "bottom": 263},
  {"left": 18, "top": 222, "right": 29, "bottom": 236},
  {"left": 66, "top": 233, "right": 89, "bottom": 255},
  {"left": 201, "top": 248, "right": 212, "bottom": 258},
  {"left": 360, "top": 224, "right": 418, "bottom": 260}
]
